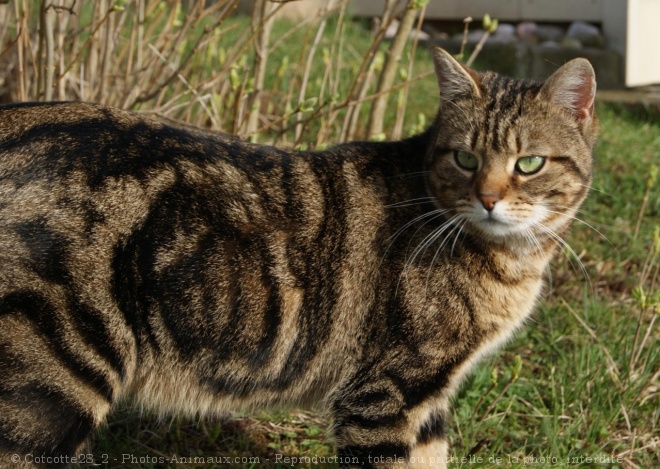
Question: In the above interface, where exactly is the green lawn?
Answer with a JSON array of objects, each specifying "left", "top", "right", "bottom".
[{"left": 88, "top": 13, "right": 658, "bottom": 469}]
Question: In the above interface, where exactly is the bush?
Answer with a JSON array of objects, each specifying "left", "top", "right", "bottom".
[{"left": 0, "top": 0, "right": 434, "bottom": 146}]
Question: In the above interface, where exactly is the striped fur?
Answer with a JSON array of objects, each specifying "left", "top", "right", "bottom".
[{"left": 0, "top": 49, "right": 597, "bottom": 467}]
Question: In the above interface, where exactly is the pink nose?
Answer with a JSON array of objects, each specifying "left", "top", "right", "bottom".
[{"left": 478, "top": 194, "right": 500, "bottom": 211}]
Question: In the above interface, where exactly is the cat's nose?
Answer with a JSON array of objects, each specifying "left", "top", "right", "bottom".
[{"left": 478, "top": 193, "right": 500, "bottom": 211}]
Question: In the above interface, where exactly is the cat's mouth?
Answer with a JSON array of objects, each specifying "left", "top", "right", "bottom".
[
  {"left": 479, "top": 216, "right": 514, "bottom": 232},
  {"left": 470, "top": 212, "right": 529, "bottom": 238},
  {"left": 479, "top": 210, "right": 512, "bottom": 228},
  {"left": 482, "top": 217, "right": 507, "bottom": 227},
  {"left": 483, "top": 211, "right": 505, "bottom": 223}
]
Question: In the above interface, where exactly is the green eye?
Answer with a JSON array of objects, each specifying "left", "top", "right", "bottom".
[
  {"left": 454, "top": 150, "right": 478, "bottom": 171},
  {"left": 515, "top": 156, "right": 545, "bottom": 175}
]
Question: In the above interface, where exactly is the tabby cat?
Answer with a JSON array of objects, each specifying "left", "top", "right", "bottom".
[{"left": 0, "top": 48, "right": 597, "bottom": 468}]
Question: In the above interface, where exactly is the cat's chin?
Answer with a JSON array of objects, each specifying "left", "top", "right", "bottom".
[
  {"left": 470, "top": 222, "right": 520, "bottom": 241},
  {"left": 468, "top": 219, "right": 542, "bottom": 248},
  {"left": 464, "top": 211, "right": 528, "bottom": 238}
]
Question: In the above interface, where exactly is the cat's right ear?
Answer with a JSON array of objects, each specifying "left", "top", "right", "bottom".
[
  {"left": 539, "top": 58, "right": 597, "bottom": 124},
  {"left": 432, "top": 47, "right": 482, "bottom": 101}
]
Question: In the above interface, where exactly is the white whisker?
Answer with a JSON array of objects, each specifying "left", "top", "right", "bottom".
[
  {"left": 433, "top": 216, "right": 465, "bottom": 260},
  {"left": 532, "top": 220, "right": 593, "bottom": 292},
  {"left": 382, "top": 208, "right": 453, "bottom": 294},
  {"left": 577, "top": 182, "right": 616, "bottom": 198},
  {"left": 395, "top": 213, "right": 460, "bottom": 296},
  {"left": 408, "top": 214, "right": 461, "bottom": 268},
  {"left": 394, "top": 214, "right": 459, "bottom": 297},
  {"left": 387, "top": 171, "right": 430, "bottom": 180},
  {"left": 521, "top": 226, "right": 551, "bottom": 286},
  {"left": 385, "top": 197, "right": 437, "bottom": 209},
  {"left": 386, "top": 209, "right": 450, "bottom": 244},
  {"left": 520, "top": 226, "right": 541, "bottom": 255},
  {"left": 542, "top": 207, "right": 616, "bottom": 251},
  {"left": 419, "top": 216, "right": 467, "bottom": 297},
  {"left": 450, "top": 218, "right": 468, "bottom": 258}
]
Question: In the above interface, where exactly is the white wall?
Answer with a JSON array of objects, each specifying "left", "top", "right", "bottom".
[{"left": 623, "top": 0, "right": 660, "bottom": 86}]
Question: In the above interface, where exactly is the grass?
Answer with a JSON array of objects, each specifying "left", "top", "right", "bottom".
[{"left": 2, "top": 1, "right": 657, "bottom": 467}]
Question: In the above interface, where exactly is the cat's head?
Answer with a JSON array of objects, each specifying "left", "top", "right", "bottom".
[{"left": 426, "top": 48, "right": 597, "bottom": 248}]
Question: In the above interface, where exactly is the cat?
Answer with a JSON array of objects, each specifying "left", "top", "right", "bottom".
[{"left": 0, "top": 47, "right": 597, "bottom": 468}]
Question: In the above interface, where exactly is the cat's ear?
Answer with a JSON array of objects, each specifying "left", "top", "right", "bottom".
[
  {"left": 432, "top": 47, "right": 481, "bottom": 101},
  {"left": 539, "top": 58, "right": 596, "bottom": 123}
]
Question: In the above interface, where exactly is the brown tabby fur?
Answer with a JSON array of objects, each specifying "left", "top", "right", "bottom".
[{"left": 0, "top": 48, "right": 597, "bottom": 468}]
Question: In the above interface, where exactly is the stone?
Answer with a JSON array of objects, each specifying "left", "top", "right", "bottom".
[
  {"left": 560, "top": 37, "right": 583, "bottom": 49},
  {"left": 490, "top": 24, "right": 517, "bottom": 44},
  {"left": 566, "top": 21, "right": 605, "bottom": 48},
  {"left": 466, "top": 29, "right": 486, "bottom": 42},
  {"left": 421, "top": 24, "right": 448, "bottom": 41},
  {"left": 517, "top": 21, "right": 538, "bottom": 42},
  {"left": 536, "top": 25, "right": 565, "bottom": 43},
  {"left": 494, "top": 23, "right": 516, "bottom": 38},
  {"left": 386, "top": 19, "right": 430, "bottom": 41},
  {"left": 540, "top": 40, "right": 561, "bottom": 49}
]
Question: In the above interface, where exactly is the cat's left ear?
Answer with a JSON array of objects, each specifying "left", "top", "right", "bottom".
[
  {"left": 432, "top": 47, "right": 482, "bottom": 101},
  {"left": 539, "top": 58, "right": 597, "bottom": 123}
]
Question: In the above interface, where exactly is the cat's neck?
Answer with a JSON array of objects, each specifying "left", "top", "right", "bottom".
[{"left": 480, "top": 236, "right": 553, "bottom": 280}]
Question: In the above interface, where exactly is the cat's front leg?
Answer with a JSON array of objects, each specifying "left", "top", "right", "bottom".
[
  {"left": 408, "top": 438, "right": 449, "bottom": 469},
  {"left": 408, "top": 409, "right": 449, "bottom": 468},
  {"left": 332, "top": 413, "right": 449, "bottom": 469},
  {"left": 332, "top": 378, "right": 449, "bottom": 469}
]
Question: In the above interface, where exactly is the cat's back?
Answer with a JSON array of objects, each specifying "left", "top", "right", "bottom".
[
  {"left": 0, "top": 101, "right": 113, "bottom": 135},
  {"left": 0, "top": 102, "right": 305, "bottom": 228},
  {"left": 0, "top": 101, "right": 165, "bottom": 155},
  {"left": 0, "top": 101, "right": 216, "bottom": 142},
  {"left": 0, "top": 101, "right": 239, "bottom": 180}
]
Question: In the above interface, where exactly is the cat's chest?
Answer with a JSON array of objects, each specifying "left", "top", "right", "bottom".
[
  {"left": 446, "top": 275, "right": 545, "bottom": 397},
  {"left": 399, "top": 251, "right": 545, "bottom": 381},
  {"left": 402, "top": 253, "right": 544, "bottom": 337}
]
